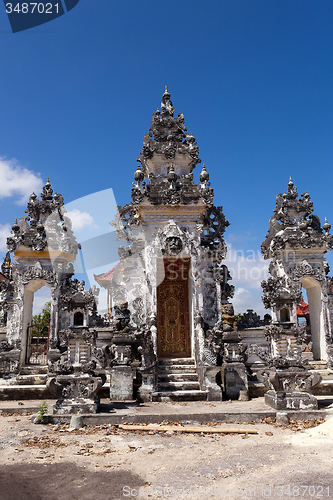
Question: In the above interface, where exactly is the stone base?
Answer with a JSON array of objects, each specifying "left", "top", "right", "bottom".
[
  {"left": 222, "top": 362, "right": 248, "bottom": 400},
  {"left": 204, "top": 367, "right": 223, "bottom": 401},
  {"left": 53, "top": 397, "right": 99, "bottom": 414},
  {"left": 137, "top": 370, "right": 157, "bottom": 403},
  {"left": 110, "top": 365, "right": 133, "bottom": 401},
  {"left": 265, "top": 390, "right": 318, "bottom": 410}
]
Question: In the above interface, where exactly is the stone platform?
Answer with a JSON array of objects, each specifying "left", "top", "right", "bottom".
[{"left": 1, "top": 396, "right": 333, "bottom": 425}]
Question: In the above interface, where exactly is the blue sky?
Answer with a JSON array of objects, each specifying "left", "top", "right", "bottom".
[{"left": 0, "top": 0, "right": 333, "bottom": 315}]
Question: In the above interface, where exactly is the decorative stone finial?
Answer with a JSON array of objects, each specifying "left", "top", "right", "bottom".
[
  {"left": 11, "top": 219, "right": 19, "bottom": 233},
  {"left": 199, "top": 163, "right": 209, "bottom": 186},
  {"left": 161, "top": 86, "right": 174, "bottom": 116},
  {"left": 286, "top": 176, "right": 298, "bottom": 200},
  {"left": 137, "top": 88, "right": 201, "bottom": 173},
  {"left": 41, "top": 178, "right": 53, "bottom": 201},
  {"left": 323, "top": 217, "right": 331, "bottom": 234},
  {"left": 134, "top": 165, "right": 144, "bottom": 187}
]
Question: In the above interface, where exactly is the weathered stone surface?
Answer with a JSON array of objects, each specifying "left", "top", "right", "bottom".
[
  {"left": 265, "top": 390, "right": 318, "bottom": 410},
  {"left": 53, "top": 397, "right": 99, "bottom": 414},
  {"left": 69, "top": 414, "right": 83, "bottom": 429},
  {"left": 110, "top": 366, "right": 133, "bottom": 401},
  {"left": 137, "top": 369, "right": 157, "bottom": 402},
  {"left": 276, "top": 412, "right": 289, "bottom": 425},
  {"left": 222, "top": 362, "right": 248, "bottom": 400}
]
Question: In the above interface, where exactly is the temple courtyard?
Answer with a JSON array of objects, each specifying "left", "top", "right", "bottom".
[{"left": 0, "top": 398, "right": 333, "bottom": 499}]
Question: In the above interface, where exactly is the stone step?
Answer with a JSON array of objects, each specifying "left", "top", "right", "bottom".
[
  {"left": 16, "top": 374, "right": 48, "bottom": 386},
  {"left": 158, "top": 366, "right": 197, "bottom": 374},
  {"left": 19, "top": 365, "right": 48, "bottom": 375},
  {"left": 158, "top": 381, "right": 200, "bottom": 391},
  {"left": 158, "top": 373, "right": 198, "bottom": 382},
  {"left": 0, "top": 384, "right": 53, "bottom": 401},
  {"left": 152, "top": 390, "right": 207, "bottom": 402},
  {"left": 158, "top": 358, "right": 195, "bottom": 366},
  {"left": 308, "top": 361, "right": 328, "bottom": 370}
]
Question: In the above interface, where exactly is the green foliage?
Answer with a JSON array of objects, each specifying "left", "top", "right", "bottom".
[
  {"left": 32, "top": 301, "right": 51, "bottom": 337},
  {"left": 235, "top": 313, "right": 242, "bottom": 322},
  {"left": 37, "top": 401, "right": 48, "bottom": 423}
]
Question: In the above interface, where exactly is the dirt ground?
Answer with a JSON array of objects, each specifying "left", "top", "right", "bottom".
[{"left": 0, "top": 412, "right": 332, "bottom": 500}]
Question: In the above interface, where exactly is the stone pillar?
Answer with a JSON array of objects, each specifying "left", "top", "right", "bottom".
[
  {"left": 221, "top": 362, "right": 248, "bottom": 400},
  {"left": 110, "top": 365, "right": 134, "bottom": 401},
  {"left": 137, "top": 367, "right": 157, "bottom": 402},
  {"left": 221, "top": 328, "right": 249, "bottom": 401},
  {"left": 204, "top": 367, "right": 223, "bottom": 401},
  {"left": 110, "top": 334, "right": 134, "bottom": 401}
]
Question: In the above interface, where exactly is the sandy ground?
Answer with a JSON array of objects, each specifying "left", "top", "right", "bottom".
[{"left": 0, "top": 413, "right": 332, "bottom": 500}]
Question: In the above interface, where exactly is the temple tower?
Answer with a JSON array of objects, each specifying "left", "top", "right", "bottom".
[
  {"left": 110, "top": 88, "right": 234, "bottom": 399},
  {"left": 261, "top": 178, "right": 333, "bottom": 365}
]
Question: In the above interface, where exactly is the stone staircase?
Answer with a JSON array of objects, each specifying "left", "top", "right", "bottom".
[
  {"left": 0, "top": 365, "right": 51, "bottom": 400},
  {"left": 152, "top": 358, "right": 207, "bottom": 402}
]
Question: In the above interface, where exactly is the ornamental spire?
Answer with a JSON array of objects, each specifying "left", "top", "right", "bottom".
[{"left": 138, "top": 87, "right": 200, "bottom": 173}]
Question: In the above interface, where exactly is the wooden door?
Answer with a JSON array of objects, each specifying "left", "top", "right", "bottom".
[{"left": 157, "top": 259, "right": 191, "bottom": 358}]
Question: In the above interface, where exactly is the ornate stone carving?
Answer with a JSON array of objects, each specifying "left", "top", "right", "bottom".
[
  {"left": 221, "top": 304, "right": 238, "bottom": 332},
  {"left": 113, "top": 302, "right": 131, "bottom": 331},
  {"left": 262, "top": 178, "right": 332, "bottom": 258},
  {"left": 246, "top": 344, "right": 271, "bottom": 363},
  {"left": 237, "top": 309, "right": 261, "bottom": 330},
  {"left": 7, "top": 179, "right": 79, "bottom": 255},
  {"left": 287, "top": 260, "right": 325, "bottom": 282},
  {"left": 131, "top": 297, "right": 145, "bottom": 326},
  {"left": 59, "top": 278, "right": 97, "bottom": 312},
  {"left": 261, "top": 275, "right": 302, "bottom": 309},
  {"left": 1, "top": 253, "right": 12, "bottom": 279},
  {"left": 200, "top": 206, "right": 229, "bottom": 252},
  {"left": 138, "top": 87, "right": 200, "bottom": 173},
  {"left": 203, "top": 282, "right": 217, "bottom": 323},
  {"left": 135, "top": 328, "right": 157, "bottom": 371},
  {"left": 19, "top": 262, "right": 59, "bottom": 288}
]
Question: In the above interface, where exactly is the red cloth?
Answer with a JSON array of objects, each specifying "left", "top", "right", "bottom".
[{"left": 297, "top": 301, "right": 309, "bottom": 316}]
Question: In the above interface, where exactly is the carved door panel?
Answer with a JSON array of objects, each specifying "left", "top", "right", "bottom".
[{"left": 157, "top": 259, "right": 191, "bottom": 358}]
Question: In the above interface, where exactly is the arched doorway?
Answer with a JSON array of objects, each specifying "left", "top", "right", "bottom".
[
  {"left": 301, "top": 276, "right": 326, "bottom": 361},
  {"left": 22, "top": 280, "right": 52, "bottom": 366}
]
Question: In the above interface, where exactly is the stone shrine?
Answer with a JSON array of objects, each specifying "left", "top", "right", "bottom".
[
  {"left": 259, "top": 178, "right": 333, "bottom": 409},
  {"left": 0, "top": 90, "right": 333, "bottom": 411}
]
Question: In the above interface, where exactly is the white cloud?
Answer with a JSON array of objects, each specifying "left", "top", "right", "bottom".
[
  {"left": 32, "top": 286, "right": 52, "bottom": 315},
  {"left": 0, "top": 157, "right": 43, "bottom": 204},
  {"left": 65, "top": 208, "right": 94, "bottom": 232},
  {"left": 64, "top": 188, "right": 117, "bottom": 241},
  {"left": 0, "top": 224, "right": 11, "bottom": 252},
  {"left": 224, "top": 241, "right": 270, "bottom": 316},
  {"left": 232, "top": 287, "right": 267, "bottom": 317}
]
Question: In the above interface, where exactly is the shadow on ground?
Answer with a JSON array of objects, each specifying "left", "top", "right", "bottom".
[{"left": 0, "top": 462, "right": 144, "bottom": 500}]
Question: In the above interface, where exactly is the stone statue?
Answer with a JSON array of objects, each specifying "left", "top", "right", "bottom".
[
  {"left": 164, "top": 236, "right": 183, "bottom": 256},
  {"left": 221, "top": 304, "right": 238, "bottom": 332},
  {"left": 114, "top": 302, "right": 131, "bottom": 331}
]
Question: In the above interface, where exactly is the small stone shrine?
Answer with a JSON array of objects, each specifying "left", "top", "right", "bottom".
[
  {"left": 0, "top": 180, "right": 108, "bottom": 413},
  {"left": 259, "top": 178, "right": 333, "bottom": 409}
]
